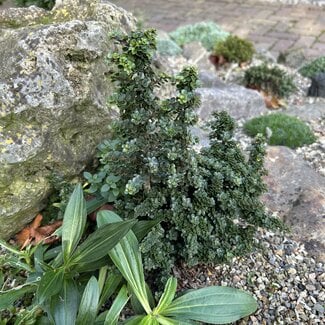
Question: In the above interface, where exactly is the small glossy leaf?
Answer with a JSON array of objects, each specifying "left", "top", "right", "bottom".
[
  {"left": 155, "top": 277, "right": 177, "bottom": 313},
  {"left": 97, "top": 211, "right": 151, "bottom": 314},
  {"left": 62, "top": 184, "right": 87, "bottom": 263},
  {"left": 161, "top": 286, "right": 258, "bottom": 324},
  {"left": 69, "top": 220, "right": 136, "bottom": 267},
  {"left": 37, "top": 269, "right": 64, "bottom": 304},
  {"left": 104, "top": 285, "right": 129, "bottom": 325},
  {"left": 0, "top": 283, "right": 37, "bottom": 310},
  {"left": 50, "top": 279, "right": 80, "bottom": 325},
  {"left": 76, "top": 276, "right": 100, "bottom": 325}
]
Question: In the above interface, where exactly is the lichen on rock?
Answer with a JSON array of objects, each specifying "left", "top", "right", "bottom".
[{"left": 0, "top": 0, "right": 136, "bottom": 238}]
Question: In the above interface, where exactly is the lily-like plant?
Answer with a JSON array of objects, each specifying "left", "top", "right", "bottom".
[
  {"left": 95, "top": 210, "right": 258, "bottom": 324},
  {"left": 0, "top": 185, "right": 258, "bottom": 324}
]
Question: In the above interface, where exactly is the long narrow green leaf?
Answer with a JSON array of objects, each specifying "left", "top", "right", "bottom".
[
  {"left": 123, "top": 315, "right": 146, "bottom": 325},
  {"left": 132, "top": 218, "right": 163, "bottom": 242},
  {"left": 155, "top": 277, "right": 177, "bottom": 313},
  {"left": 74, "top": 256, "right": 111, "bottom": 273},
  {"left": 98, "top": 266, "right": 108, "bottom": 295},
  {"left": 86, "top": 196, "right": 107, "bottom": 214},
  {"left": 138, "top": 315, "right": 160, "bottom": 325},
  {"left": 156, "top": 315, "right": 191, "bottom": 325},
  {"left": 76, "top": 276, "right": 100, "bottom": 325},
  {"left": 69, "top": 219, "right": 136, "bottom": 267},
  {"left": 44, "top": 246, "right": 62, "bottom": 261},
  {"left": 50, "top": 279, "right": 80, "bottom": 325},
  {"left": 129, "top": 283, "right": 155, "bottom": 315},
  {"left": 104, "top": 285, "right": 129, "bottom": 325},
  {"left": 97, "top": 211, "right": 151, "bottom": 314},
  {"left": 161, "top": 286, "right": 258, "bottom": 324},
  {"left": 99, "top": 273, "right": 123, "bottom": 307},
  {"left": 0, "top": 283, "right": 37, "bottom": 310},
  {"left": 62, "top": 184, "right": 87, "bottom": 263},
  {"left": 37, "top": 269, "right": 65, "bottom": 304}
]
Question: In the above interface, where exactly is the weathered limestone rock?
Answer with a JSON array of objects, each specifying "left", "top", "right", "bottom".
[
  {"left": 196, "top": 75, "right": 268, "bottom": 121},
  {"left": 262, "top": 146, "right": 325, "bottom": 261},
  {"left": 0, "top": 0, "right": 136, "bottom": 239}
]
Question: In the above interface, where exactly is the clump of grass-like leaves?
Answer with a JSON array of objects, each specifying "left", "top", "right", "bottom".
[{"left": 244, "top": 64, "right": 296, "bottom": 98}]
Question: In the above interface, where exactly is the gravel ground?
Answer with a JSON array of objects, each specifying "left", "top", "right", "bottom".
[{"left": 173, "top": 228, "right": 325, "bottom": 324}]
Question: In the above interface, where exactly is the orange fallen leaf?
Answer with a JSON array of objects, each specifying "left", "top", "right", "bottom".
[
  {"left": 15, "top": 214, "right": 62, "bottom": 249},
  {"left": 260, "top": 90, "right": 282, "bottom": 110}
]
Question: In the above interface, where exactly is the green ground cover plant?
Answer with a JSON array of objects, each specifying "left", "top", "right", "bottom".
[
  {"left": 244, "top": 64, "right": 296, "bottom": 98},
  {"left": 85, "top": 29, "right": 282, "bottom": 280},
  {"left": 156, "top": 38, "right": 183, "bottom": 57},
  {"left": 0, "top": 185, "right": 258, "bottom": 324},
  {"left": 213, "top": 35, "right": 255, "bottom": 64},
  {"left": 299, "top": 56, "right": 325, "bottom": 78},
  {"left": 244, "top": 113, "right": 316, "bottom": 148},
  {"left": 169, "top": 21, "right": 229, "bottom": 51}
]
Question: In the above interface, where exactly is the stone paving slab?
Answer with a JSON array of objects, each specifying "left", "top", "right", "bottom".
[{"left": 111, "top": 0, "right": 325, "bottom": 59}]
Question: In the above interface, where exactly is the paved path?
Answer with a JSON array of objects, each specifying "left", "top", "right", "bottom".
[{"left": 111, "top": 0, "right": 325, "bottom": 59}]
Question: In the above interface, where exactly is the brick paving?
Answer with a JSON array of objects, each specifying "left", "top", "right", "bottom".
[{"left": 111, "top": 0, "right": 325, "bottom": 59}]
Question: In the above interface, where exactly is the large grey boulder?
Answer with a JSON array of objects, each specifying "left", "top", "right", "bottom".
[
  {"left": 196, "top": 73, "right": 268, "bottom": 122},
  {"left": 0, "top": 0, "right": 136, "bottom": 239},
  {"left": 262, "top": 146, "right": 325, "bottom": 261}
]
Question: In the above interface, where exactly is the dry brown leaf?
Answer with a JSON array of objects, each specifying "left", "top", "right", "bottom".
[
  {"left": 15, "top": 214, "right": 62, "bottom": 249},
  {"left": 260, "top": 90, "right": 281, "bottom": 110}
]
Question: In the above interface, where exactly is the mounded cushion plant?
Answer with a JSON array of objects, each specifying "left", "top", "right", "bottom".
[
  {"left": 244, "top": 113, "right": 316, "bottom": 148},
  {"left": 169, "top": 21, "right": 229, "bottom": 51},
  {"left": 244, "top": 64, "right": 296, "bottom": 98},
  {"left": 213, "top": 35, "right": 255, "bottom": 64},
  {"left": 299, "top": 56, "right": 325, "bottom": 78},
  {"left": 85, "top": 29, "right": 282, "bottom": 278},
  {"left": 156, "top": 38, "right": 183, "bottom": 57}
]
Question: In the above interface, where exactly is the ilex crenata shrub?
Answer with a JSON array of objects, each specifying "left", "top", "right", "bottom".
[{"left": 85, "top": 29, "right": 282, "bottom": 278}]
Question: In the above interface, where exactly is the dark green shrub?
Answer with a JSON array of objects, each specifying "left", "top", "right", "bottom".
[
  {"left": 299, "top": 56, "right": 325, "bottom": 78},
  {"left": 169, "top": 21, "right": 229, "bottom": 51},
  {"left": 15, "top": 0, "right": 55, "bottom": 10},
  {"left": 213, "top": 35, "right": 255, "bottom": 64},
  {"left": 244, "top": 64, "right": 296, "bottom": 98},
  {"left": 244, "top": 113, "right": 316, "bottom": 148},
  {"left": 86, "top": 29, "right": 281, "bottom": 278}
]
